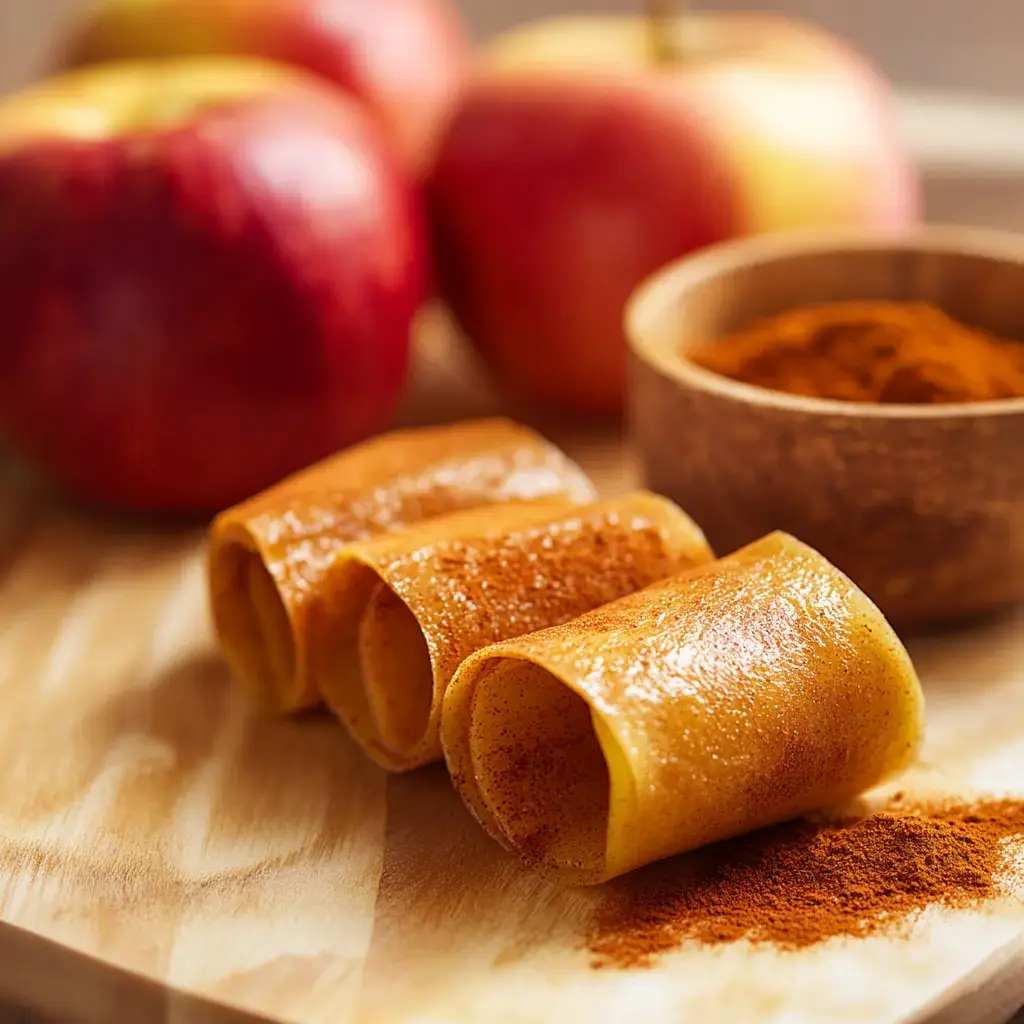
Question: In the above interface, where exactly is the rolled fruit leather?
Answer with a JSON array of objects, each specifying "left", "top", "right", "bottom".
[
  {"left": 441, "top": 531, "right": 925, "bottom": 885},
  {"left": 308, "top": 491, "right": 713, "bottom": 770},
  {"left": 208, "top": 418, "right": 596, "bottom": 713}
]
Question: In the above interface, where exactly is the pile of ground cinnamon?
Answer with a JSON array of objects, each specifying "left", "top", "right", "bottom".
[
  {"left": 688, "top": 301, "right": 1024, "bottom": 404},
  {"left": 588, "top": 796, "right": 1024, "bottom": 968}
]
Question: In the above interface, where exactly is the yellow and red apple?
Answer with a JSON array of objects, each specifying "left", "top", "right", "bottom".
[
  {"left": 60, "top": 0, "right": 470, "bottom": 174},
  {"left": 430, "top": 14, "right": 920, "bottom": 414},
  {"left": 0, "top": 59, "right": 429, "bottom": 512}
]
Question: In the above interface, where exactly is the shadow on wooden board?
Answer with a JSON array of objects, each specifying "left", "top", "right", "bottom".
[{"left": 0, "top": 920, "right": 276, "bottom": 1024}]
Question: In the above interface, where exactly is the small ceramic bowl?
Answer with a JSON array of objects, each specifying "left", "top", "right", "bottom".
[{"left": 626, "top": 226, "right": 1024, "bottom": 626}]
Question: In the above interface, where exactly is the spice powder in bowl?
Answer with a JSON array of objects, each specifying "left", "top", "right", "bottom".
[
  {"left": 588, "top": 794, "right": 1024, "bottom": 968},
  {"left": 687, "top": 301, "right": 1024, "bottom": 404}
]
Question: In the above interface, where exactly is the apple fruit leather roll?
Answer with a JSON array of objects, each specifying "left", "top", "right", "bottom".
[
  {"left": 208, "top": 418, "right": 596, "bottom": 713},
  {"left": 441, "top": 532, "right": 925, "bottom": 885},
  {"left": 308, "top": 492, "right": 713, "bottom": 770}
]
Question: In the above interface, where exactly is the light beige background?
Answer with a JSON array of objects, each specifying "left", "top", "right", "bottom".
[
  {"left": 3, "top": 0, "right": 1024, "bottom": 96},
  {"left": 468, "top": 0, "right": 1024, "bottom": 96}
]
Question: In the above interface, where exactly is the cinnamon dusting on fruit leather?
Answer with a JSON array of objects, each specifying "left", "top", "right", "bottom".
[
  {"left": 588, "top": 796, "right": 1024, "bottom": 967},
  {"left": 689, "top": 301, "right": 1024, "bottom": 403},
  {"left": 311, "top": 491, "right": 712, "bottom": 771},
  {"left": 208, "top": 418, "right": 596, "bottom": 713}
]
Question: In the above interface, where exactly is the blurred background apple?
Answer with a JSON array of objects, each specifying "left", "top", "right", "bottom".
[
  {"left": 0, "top": 59, "right": 429, "bottom": 512},
  {"left": 59, "top": 0, "right": 471, "bottom": 175},
  {"left": 430, "top": 10, "right": 919, "bottom": 415},
  {"left": 0, "top": 0, "right": 1021, "bottom": 509}
]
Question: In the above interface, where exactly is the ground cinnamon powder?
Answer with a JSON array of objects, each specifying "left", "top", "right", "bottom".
[
  {"left": 688, "top": 301, "right": 1024, "bottom": 404},
  {"left": 588, "top": 797, "right": 1024, "bottom": 968}
]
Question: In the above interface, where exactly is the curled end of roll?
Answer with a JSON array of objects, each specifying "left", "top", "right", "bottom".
[
  {"left": 442, "top": 651, "right": 617, "bottom": 885},
  {"left": 311, "top": 558, "right": 443, "bottom": 771},
  {"left": 207, "top": 523, "right": 312, "bottom": 713}
]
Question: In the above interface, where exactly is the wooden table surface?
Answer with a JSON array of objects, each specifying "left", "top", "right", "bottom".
[{"left": 0, "top": 313, "right": 1022, "bottom": 1024}]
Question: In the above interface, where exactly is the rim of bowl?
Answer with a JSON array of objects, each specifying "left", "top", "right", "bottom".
[{"left": 625, "top": 224, "right": 1024, "bottom": 420}]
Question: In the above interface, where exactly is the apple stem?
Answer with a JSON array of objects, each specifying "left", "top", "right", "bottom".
[{"left": 646, "top": 0, "right": 687, "bottom": 65}]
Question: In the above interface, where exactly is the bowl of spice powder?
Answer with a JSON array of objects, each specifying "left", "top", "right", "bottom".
[{"left": 626, "top": 225, "right": 1024, "bottom": 625}]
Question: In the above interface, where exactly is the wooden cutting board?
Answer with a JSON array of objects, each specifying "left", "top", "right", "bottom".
[{"left": 1, "top": 309, "right": 1023, "bottom": 1024}]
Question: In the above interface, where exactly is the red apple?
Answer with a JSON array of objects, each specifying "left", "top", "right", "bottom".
[
  {"left": 430, "top": 14, "right": 920, "bottom": 415},
  {"left": 60, "top": 0, "right": 470, "bottom": 174},
  {"left": 0, "top": 59, "right": 429, "bottom": 513}
]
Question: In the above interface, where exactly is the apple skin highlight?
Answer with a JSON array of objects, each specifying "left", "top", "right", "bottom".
[
  {"left": 0, "top": 62, "right": 430, "bottom": 513},
  {"left": 61, "top": 0, "right": 471, "bottom": 173}
]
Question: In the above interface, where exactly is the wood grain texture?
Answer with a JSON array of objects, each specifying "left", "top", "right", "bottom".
[{"left": 0, "top": 308, "right": 1022, "bottom": 1024}]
